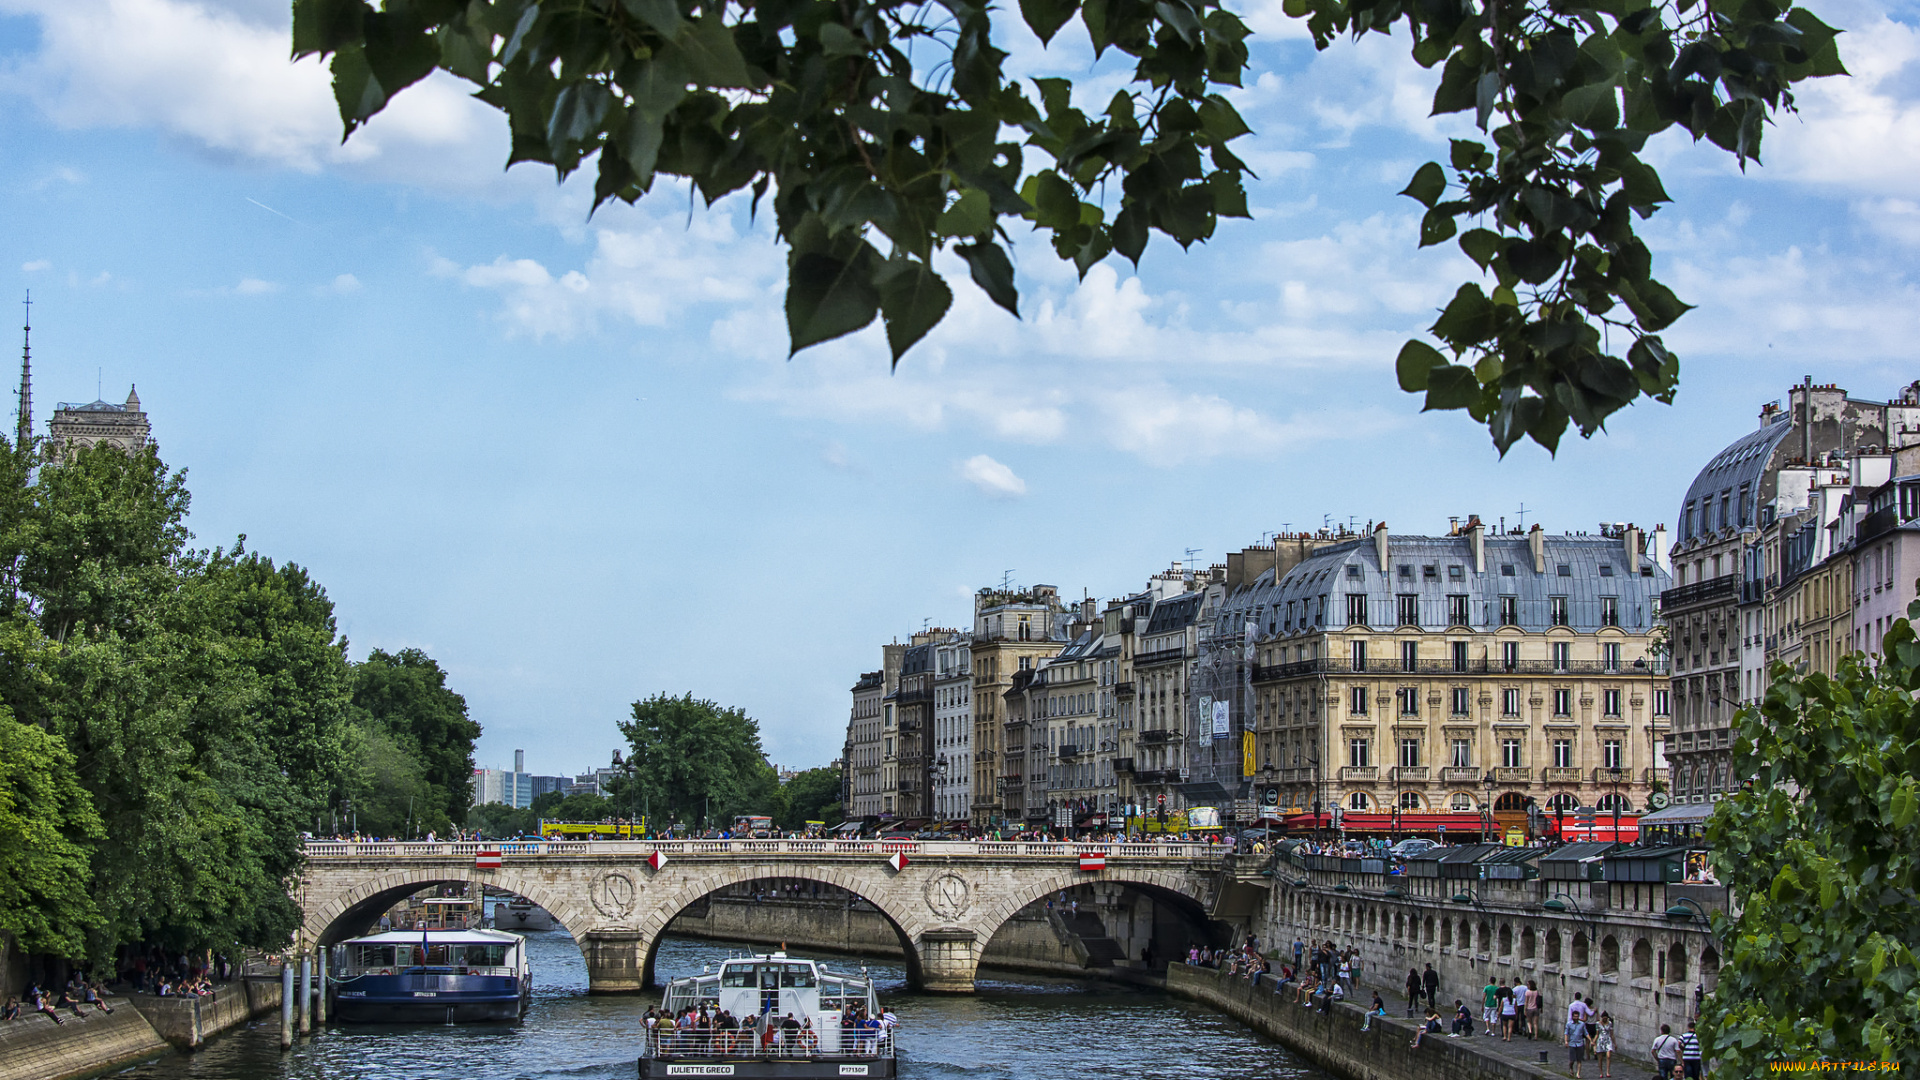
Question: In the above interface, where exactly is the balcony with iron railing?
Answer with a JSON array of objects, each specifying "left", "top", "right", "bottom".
[
  {"left": 1112, "top": 757, "right": 1135, "bottom": 774},
  {"left": 1134, "top": 646, "right": 1189, "bottom": 667},
  {"left": 1057, "top": 744, "right": 1082, "bottom": 759},
  {"left": 1138, "top": 728, "right": 1178, "bottom": 744},
  {"left": 1114, "top": 680, "right": 1135, "bottom": 697},
  {"left": 1253, "top": 657, "right": 1669, "bottom": 680},
  {"left": 1661, "top": 574, "right": 1738, "bottom": 611}
]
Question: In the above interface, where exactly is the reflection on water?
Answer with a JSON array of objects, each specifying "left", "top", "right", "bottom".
[{"left": 116, "top": 932, "right": 1328, "bottom": 1080}]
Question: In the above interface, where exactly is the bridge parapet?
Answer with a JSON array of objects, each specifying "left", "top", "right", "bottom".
[{"left": 304, "top": 839, "right": 1227, "bottom": 862}]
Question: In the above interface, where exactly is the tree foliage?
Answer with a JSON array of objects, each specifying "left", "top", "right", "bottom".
[
  {"left": 619, "top": 692, "right": 778, "bottom": 828},
  {"left": 0, "top": 693, "right": 102, "bottom": 956},
  {"left": 1702, "top": 601, "right": 1920, "bottom": 1070},
  {"left": 774, "top": 766, "right": 842, "bottom": 830},
  {"left": 351, "top": 647, "right": 480, "bottom": 833},
  {"left": 290, "top": 0, "right": 1840, "bottom": 453}
]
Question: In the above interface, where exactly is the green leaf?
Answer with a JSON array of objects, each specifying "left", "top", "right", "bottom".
[
  {"left": 620, "top": 0, "right": 685, "bottom": 37},
  {"left": 1209, "top": 171, "right": 1250, "bottom": 218},
  {"left": 787, "top": 250, "right": 880, "bottom": 353},
  {"left": 548, "top": 81, "right": 612, "bottom": 156},
  {"left": 874, "top": 258, "right": 955, "bottom": 363},
  {"left": 1419, "top": 205, "right": 1457, "bottom": 247},
  {"left": 292, "top": 0, "right": 368, "bottom": 57},
  {"left": 1424, "top": 365, "right": 1483, "bottom": 411},
  {"left": 957, "top": 241, "right": 1019, "bottom": 316},
  {"left": 1563, "top": 81, "right": 1620, "bottom": 130},
  {"left": 1400, "top": 161, "right": 1446, "bottom": 208},
  {"left": 1891, "top": 781, "right": 1916, "bottom": 829},
  {"left": 1449, "top": 138, "right": 1485, "bottom": 171},
  {"left": 1396, "top": 340, "right": 1446, "bottom": 392},
  {"left": 818, "top": 23, "right": 866, "bottom": 58},
  {"left": 623, "top": 53, "right": 690, "bottom": 122},
  {"left": 1020, "top": 0, "right": 1081, "bottom": 46},
  {"left": 669, "top": 12, "right": 753, "bottom": 89},
  {"left": 1196, "top": 95, "right": 1252, "bottom": 142},
  {"left": 1458, "top": 228, "right": 1500, "bottom": 268},
  {"left": 936, "top": 189, "right": 992, "bottom": 238}
]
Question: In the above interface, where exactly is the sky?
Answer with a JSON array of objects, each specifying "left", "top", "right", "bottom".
[{"left": 2, "top": 0, "right": 1917, "bottom": 778}]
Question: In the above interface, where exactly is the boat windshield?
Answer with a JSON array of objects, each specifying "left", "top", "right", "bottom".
[
  {"left": 349, "top": 943, "right": 511, "bottom": 969},
  {"left": 718, "top": 962, "right": 816, "bottom": 988}
]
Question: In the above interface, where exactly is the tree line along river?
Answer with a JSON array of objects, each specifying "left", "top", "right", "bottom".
[{"left": 113, "top": 932, "right": 1331, "bottom": 1080}]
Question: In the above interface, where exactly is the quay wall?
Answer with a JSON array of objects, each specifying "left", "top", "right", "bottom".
[
  {"left": 0, "top": 998, "right": 168, "bottom": 1080},
  {"left": 126, "top": 975, "right": 284, "bottom": 1049},
  {"left": 1166, "top": 963, "right": 1559, "bottom": 1080},
  {"left": 664, "top": 896, "right": 1100, "bottom": 979}
]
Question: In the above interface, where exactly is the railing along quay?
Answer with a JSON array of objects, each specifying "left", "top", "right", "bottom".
[{"left": 303, "top": 839, "right": 1225, "bottom": 861}]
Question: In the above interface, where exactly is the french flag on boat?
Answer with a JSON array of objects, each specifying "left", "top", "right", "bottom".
[
  {"left": 1079, "top": 852, "right": 1106, "bottom": 872},
  {"left": 475, "top": 850, "right": 502, "bottom": 869}
]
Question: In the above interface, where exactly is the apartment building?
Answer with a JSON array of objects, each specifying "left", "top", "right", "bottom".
[
  {"left": 968, "top": 586, "right": 1070, "bottom": 828},
  {"left": 932, "top": 633, "right": 973, "bottom": 823}
]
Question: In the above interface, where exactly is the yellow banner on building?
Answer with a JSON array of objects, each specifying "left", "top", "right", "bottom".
[{"left": 1243, "top": 731, "right": 1255, "bottom": 776}]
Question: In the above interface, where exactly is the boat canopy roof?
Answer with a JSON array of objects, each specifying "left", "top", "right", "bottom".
[{"left": 340, "top": 928, "right": 522, "bottom": 947}]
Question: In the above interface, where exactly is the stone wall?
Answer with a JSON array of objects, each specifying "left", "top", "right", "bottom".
[
  {"left": 1166, "top": 964, "right": 1560, "bottom": 1080},
  {"left": 0, "top": 998, "right": 168, "bottom": 1080},
  {"left": 126, "top": 976, "right": 282, "bottom": 1049}
]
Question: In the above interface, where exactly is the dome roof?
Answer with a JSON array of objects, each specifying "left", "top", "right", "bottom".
[{"left": 1675, "top": 416, "right": 1795, "bottom": 544}]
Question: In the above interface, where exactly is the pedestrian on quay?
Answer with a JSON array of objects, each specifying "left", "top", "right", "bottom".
[
  {"left": 1563, "top": 1008, "right": 1589, "bottom": 1078},
  {"left": 1510, "top": 977, "right": 1530, "bottom": 1039},
  {"left": 1422, "top": 963, "right": 1440, "bottom": 1012},
  {"left": 1482, "top": 976, "right": 1500, "bottom": 1034},
  {"left": 1498, "top": 980, "right": 1517, "bottom": 1041},
  {"left": 1525, "top": 978, "right": 1543, "bottom": 1038},
  {"left": 1591, "top": 1012, "right": 1615, "bottom": 1078},
  {"left": 1651, "top": 1024, "right": 1681, "bottom": 1079},
  {"left": 1679, "top": 1021, "right": 1703, "bottom": 1079},
  {"left": 1404, "top": 967, "right": 1422, "bottom": 1016}
]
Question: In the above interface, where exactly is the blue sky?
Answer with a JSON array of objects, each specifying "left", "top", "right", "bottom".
[{"left": 2, "top": 0, "right": 1916, "bottom": 777}]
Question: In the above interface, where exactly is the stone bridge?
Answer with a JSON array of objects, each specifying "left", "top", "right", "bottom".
[{"left": 299, "top": 839, "right": 1233, "bottom": 993}]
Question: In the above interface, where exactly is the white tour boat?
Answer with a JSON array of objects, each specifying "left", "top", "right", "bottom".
[{"left": 638, "top": 951, "right": 895, "bottom": 1078}]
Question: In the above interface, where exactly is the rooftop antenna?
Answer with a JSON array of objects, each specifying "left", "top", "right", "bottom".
[
  {"left": 1183, "top": 547, "right": 1201, "bottom": 572},
  {"left": 16, "top": 291, "right": 31, "bottom": 451},
  {"left": 1001, "top": 569, "right": 1015, "bottom": 591},
  {"left": 1516, "top": 502, "right": 1530, "bottom": 531}
]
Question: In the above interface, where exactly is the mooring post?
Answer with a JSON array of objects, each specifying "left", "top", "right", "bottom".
[
  {"left": 315, "top": 947, "right": 328, "bottom": 1026},
  {"left": 298, "top": 951, "right": 312, "bottom": 1034},
  {"left": 280, "top": 959, "right": 294, "bottom": 1049}
]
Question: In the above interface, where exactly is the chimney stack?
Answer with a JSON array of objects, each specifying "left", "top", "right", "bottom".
[
  {"left": 1528, "top": 523, "right": 1545, "bottom": 574},
  {"left": 1625, "top": 524, "right": 1643, "bottom": 575},
  {"left": 1469, "top": 515, "right": 1486, "bottom": 574},
  {"left": 1374, "top": 521, "right": 1390, "bottom": 573}
]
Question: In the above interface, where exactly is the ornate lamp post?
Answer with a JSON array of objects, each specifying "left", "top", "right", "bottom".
[{"left": 1481, "top": 770, "right": 1497, "bottom": 842}]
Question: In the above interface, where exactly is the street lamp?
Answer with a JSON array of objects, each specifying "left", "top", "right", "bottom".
[
  {"left": 1664, "top": 896, "right": 1710, "bottom": 923},
  {"left": 1608, "top": 765, "right": 1624, "bottom": 842},
  {"left": 1482, "top": 770, "right": 1497, "bottom": 842}
]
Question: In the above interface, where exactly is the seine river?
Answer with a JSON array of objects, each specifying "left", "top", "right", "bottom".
[{"left": 118, "top": 932, "right": 1329, "bottom": 1080}]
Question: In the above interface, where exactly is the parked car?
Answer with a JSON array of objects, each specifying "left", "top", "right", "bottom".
[{"left": 1389, "top": 838, "right": 1438, "bottom": 858}]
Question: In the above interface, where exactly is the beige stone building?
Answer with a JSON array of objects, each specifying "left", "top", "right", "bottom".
[
  {"left": 1221, "top": 520, "right": 1671, "bottom": 828},
  {"left": 967, "top": 585, "right": 1069, "bottom": 829},
  {"left": 47, "top": 386, "right": 151, "bottom": 461}
]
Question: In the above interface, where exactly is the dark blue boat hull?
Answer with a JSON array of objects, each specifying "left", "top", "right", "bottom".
[{"left": 331, "top": 972, "right": 527, "bottom": 1023}]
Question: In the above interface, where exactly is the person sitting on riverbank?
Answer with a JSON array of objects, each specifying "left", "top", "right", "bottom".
[
  {"left": 1409, "top": 1008, "right": 1443, "bottom": 1047},
  {"left": 1451, "top": 1000, "right": 1474, "bottom": 1036},
  {"left": 26, "top": 986, "right": 70, "bottom": 1024},
  {"left": 1361, "top": 993, "right": 1386, "bottom": 1031},
  {"left": 2, "top": 996, "right": 19, "bottom": 1021},
  {"left": 56, "top": 984, "right": 92, "bottom": 1017},
  {"left": 1294, "top": 972, "right": 1319, "bottom": 1006}
]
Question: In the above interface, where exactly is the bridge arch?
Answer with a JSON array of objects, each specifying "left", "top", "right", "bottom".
[
  {"left": 967, "top": 868, "right": 1228, "bottom": 969},
  {"left": 303, "top": 867, "right": 589, "bottom": 947},
  {"left": 630, "top": 865, "right": 927, "bottom": 992}
]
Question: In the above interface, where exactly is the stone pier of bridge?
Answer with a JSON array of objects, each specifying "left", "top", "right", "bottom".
[{"left": 297, "top": 839, "right": 1235, "bottom": 993}]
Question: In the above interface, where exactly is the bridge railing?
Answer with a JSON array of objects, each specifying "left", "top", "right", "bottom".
[{"left": 303, "top": 839, "right": 1228, "bottom": 862}]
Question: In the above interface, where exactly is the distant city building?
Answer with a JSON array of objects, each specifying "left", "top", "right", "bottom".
[
  {"left": 472, "top": 749, "right": 570, "bottom": 808},
  {"left": 47, "top": 387, "right": 151, "bottom": 461}
]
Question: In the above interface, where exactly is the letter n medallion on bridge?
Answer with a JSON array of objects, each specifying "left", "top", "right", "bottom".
[{"left": 300, "top": 839, "right": 1225, "bottom": 993}]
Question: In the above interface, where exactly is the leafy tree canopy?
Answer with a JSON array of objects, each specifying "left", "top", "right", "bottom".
[
  {"left": 619, "top": 693, "right": 777, "bottom": 829},
  {"left": 1703, "top": 601, "right": 1920, "bottom": 1070},
  {"left": 774, "top": 766, "right": 843, "bottom": 831},
  {"left": 0, "top": 694, "right": 102, "bottom": 956},
  {"left": 352, "top": 646, "right": 481, "bottom": 831},
  {"left": 292, "top": 0, "right": 1840, "bottom": 453}
]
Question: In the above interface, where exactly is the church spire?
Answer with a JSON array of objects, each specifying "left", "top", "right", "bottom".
[{"left": 16, "top": 292, "right": 32, "bottom": 451}]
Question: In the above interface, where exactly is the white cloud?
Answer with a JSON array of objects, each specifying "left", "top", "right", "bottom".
[
  {"left": 959, "top": 454, "right": 1029, "bottom": 497},
  {"left": 21, "top": 260, "right": 51, "bottom": 272},
  {"left": 327, "top": 273, "right": 362, "bottom": 295},
  {"left": 234, "top": 277, "right": 279, "bottom": 295}
]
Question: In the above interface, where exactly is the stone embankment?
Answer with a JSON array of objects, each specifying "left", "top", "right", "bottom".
[
  {"left": 0, "top": 977, "right": 282, "bottom": 1080},
  {"left": 1167, "top": 963, "right": 1566, "bottom": 1080}
]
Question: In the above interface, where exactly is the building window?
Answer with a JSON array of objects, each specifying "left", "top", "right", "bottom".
[
  {"left": 1451, "top": 641, "right": 1469, "bottom": 672},
  {"left": 1599, "top": 564, "right": 1615, "bottom": 577},
  {"left": 1500, "top": 595, "right": 1518, "bottom": 625},
  {"left": 1552, "top": 642, "right": 1571, "bottom": 671},
  {"left": 1502, "top": 738, "right": 1523, "bottom": 768},
  {"left": 1603, "top": 642, "right": 1621, "bottom": 671},
  {"left": 1448, "top": 594, "right": 1470, "bottom": 625},
  {"left": 1550, "top": 596, "right": 1570, "bottom": 626},
  {"left": 1346, "top": 564, "right": 1362, "bottom": 579},
  {"left": 1553, "top": 688, "right": 1572, "bottom": 716},
  {"left": 1502, "top": 688, "right": 1521, "bottom": 716},
  {"left": 1451, "top": 792, "right": 1474, "bottom": 810},
  {"left": 1449, "top": 565, "right": 1465, "bottom": 580},
  {"left": 1653, "top": 689, "right": 1670, "bottom": 716},
  {"left": 1399, "top": 564, "right": 1414, "bottom": 580},
  {"left": 1400, "top": 737, "right": 1420, "bottom": 768},
  {"left": 1347, "top": 593, "right": 1369, "bottom": 626},
  {"left": 1601, "top": 597, "right": 1619, "bottom": 627},
  {"left": 1350, "top": 686, "right": 1369, "bottom": 716},
  {"left": 1349, "top": 791, "right": 1370, "bottom": 810},
  {"left": 1398, "top": 687, "right": 1419, "bottom": 717},
  {"left": 1401, "top": 640, "right": 1418, "bottom": 672},
  {"left": 1451, "top": 687, "right": 1470, "bottom": 716},
  {"left": 1400, "top": 791, "right": 1423, "bottom": 810},
  {"left": 1349, "top": 738, "right": 1371, "bottom": 768},
  {"left": 1501, "top": 564, "right": 1516, "bottom": 577},
  {"left": 1553, "top": 738, "right": 1574, "bottom": 768},
  {"left": 1351, "top": 640, "right": 1368, "bottom": 671},
  {"left": 1398, "top": 594, "right": 1419, "bottom": 626},
  {"left": 1603, "top": 738, "right": 1623, "bottom": 770},
  {"left": 1452, "top": 738, "right": 1472, "bottom": 767},
  {"left": 1502, "top": 641, "right": 1520, "bottom": 669},
  {"left": 1558, "top": 564, "right": 1573, "bottom": 577},
  {"left": 1603, "top": 688, "right": 1622, "bottom": 717}
]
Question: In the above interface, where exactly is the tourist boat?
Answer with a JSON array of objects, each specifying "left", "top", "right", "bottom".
[
  {"left": 638, "top": 951, "right": 896, "bottom": 1078},
  {"left": 329, "top": 926, "right": 531, "bottom": 1022},
  {"left": 495, "top": 897, "right": 556, "bottom": 931}
]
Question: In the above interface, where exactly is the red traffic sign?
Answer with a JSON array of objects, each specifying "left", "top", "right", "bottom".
[
  {"left": 1079, "top": 853, "right": 1106, "bottom": 872},
  {"left": 474, "top": 850, "right": 502, "bottom": 870}
]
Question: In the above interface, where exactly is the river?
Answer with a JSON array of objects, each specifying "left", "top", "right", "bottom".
[{"left": 115, "top": 932, "right": 1331, "bottom": 1080}]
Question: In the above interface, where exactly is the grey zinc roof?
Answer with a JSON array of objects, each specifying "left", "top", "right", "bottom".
[
  {"left": 1213, "top": 532, "right": 1670, "bottom": 635},
  {"left": 1677, "top": 416, "right": 1794, "bottom": 544},
  {"left": 1144, "top": 593, "right": 1203, "bottom": 635},
  {"left": 901, "top": 643, "right": 933, "bottom": 675}
]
